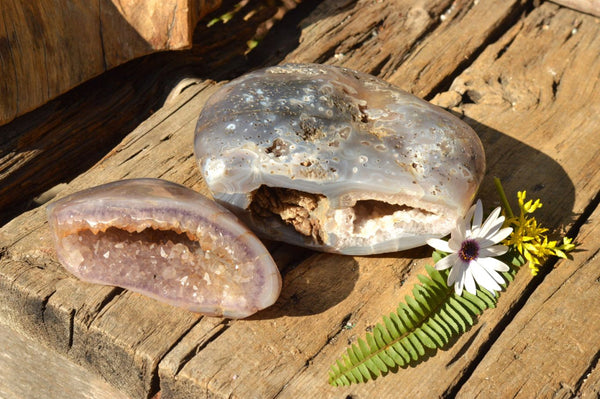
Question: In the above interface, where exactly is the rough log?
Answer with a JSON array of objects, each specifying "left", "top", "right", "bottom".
[{"left": 0, "top": 0, "right": 223, "bottom": 125}]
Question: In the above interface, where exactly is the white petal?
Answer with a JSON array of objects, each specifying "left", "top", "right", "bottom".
[
  {"left": 472, "top": 200, "right": 483, "bottom": 232},
  {"left": 477, "top": 256, "right": 510, "bottom": 272},
  {"left": 479, "top": 245, "right": 509, "bottom": 257},
  {"left": 449, "top": 264, "right": 465, "bottom": 296},
  {"left": 478, "top": 207, "right": 504, "bottom": 238},
  {"left": 464, "top": 265, "right": 477, "bottom": 295},
  {"left": 435, "top": 253, "right": 458, "bottom": 271},
  {"left": 461, "top": 202, "right": 477, "bottom": 236},
  {"left": 489, "top": 269, "right": 506, "bottom": 284},
  {"left": 454, "top": 279, "right": 464, "bottom": 296},
  {"left": 463, "top": 201, "right": 478, "bottom": 224},
  {"left": 427, "top": 238, "right": 453, "bottom": 253},
  {"left": 454, "top": 218, "right": 467, "bottom": 243},
  {"left": 471, "top": 260, "right": 503, "bottom": 292},
  {"left": 447, "top": 236, "right": 463, "bottom": 251},
  {"left": 486, "top": 227, "right": 513, "bottom": 244},
  {"left": 446, "top": 258, "right": 463, "bottom": 285}
]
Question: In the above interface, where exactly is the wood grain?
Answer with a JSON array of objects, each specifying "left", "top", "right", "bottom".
[
  {"left": 0, "top": 0, "right": 599, "bottom": 398},
  {"left": 551, "top": 0, "right": 600, "bottom": 17},
  {"left": 0, "top": 323, "right": 129, "bottom": 399},
  {"left": 0, "top": 0, "right": 299, "bottom": 228},
  {"left": 0, "top": 0, "right": 223, "bottom": 125},
  {"left": 456, "top": 200, "right": 600, "bottom": 398}
]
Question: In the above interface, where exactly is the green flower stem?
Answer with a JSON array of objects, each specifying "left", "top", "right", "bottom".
[{"left": 494, "top": 177, "right": 514, "bottom": 219}]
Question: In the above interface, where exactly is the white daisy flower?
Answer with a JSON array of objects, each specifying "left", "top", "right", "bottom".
[{"left": 427, "top": 200, "right": 513, "bottom": 296}]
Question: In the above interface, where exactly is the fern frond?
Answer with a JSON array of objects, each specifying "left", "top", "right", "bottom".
[{"left": 328, "top": 260, "right": 519, "bottom": 387}]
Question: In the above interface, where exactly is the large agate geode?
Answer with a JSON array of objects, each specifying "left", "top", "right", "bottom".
[
  {"left": 195, "top": 64, "right": 485, "bottom": 255},
  {"left": 47, "top": 179, "right": 281, "bottom": 318}
]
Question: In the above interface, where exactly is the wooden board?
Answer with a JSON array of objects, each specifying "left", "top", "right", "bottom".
[
  {"left": 0, "top": 0, "right": 293, "bottom": 227},
  {"left": 0, "top": 0, "right": 223, "bottom": 125},
  {"left": 0, "top": 322, "right": 129, "bottom": 399},
  {"left": 0, "top": 1, "right": 599, "bottom": 398}
]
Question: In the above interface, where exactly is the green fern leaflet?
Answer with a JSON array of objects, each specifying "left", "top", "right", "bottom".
[{"left": 328, "top": 251, "right": 522, "bottom": 386}]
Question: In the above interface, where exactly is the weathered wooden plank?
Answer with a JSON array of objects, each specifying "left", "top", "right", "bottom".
[
  {"left": 551, "top": 0, "right": 600, "bottom": 17},
  {"left": 0, "top": 0, "right": 223, "bottom": 125},
  {"left": 388, "top": 0, "right": 529, "bottom": 98},
  {"left": 579, "top": 356, "right": 600, "bottom": 398},
  {"left": 455, "top": 204, "right": 600, "bottom": 397},
  {"left": 0, "top": 323, "right": 129, "bottom": 399},
  {"left": 0, "top": 54, "right": 185, "bottom": 226},
  {"left": 0, "top": 81, "right": 217, "bottom": 399},
  {"left": 1, "top": 1, "right": 599, "bottom": 399},
  {"left": 283, "top": 0, "right": 528, "bottom": 98},
  {"left": 283, "top": 0, "right": 455, "bottom": 72},
  {"left": 270, "top": 2, "right": 600, "bottom": 398},
  {"left": 0, "top": 0, "right": 294, "bottom": 227},
  {"left": 433, "top": 1, "right": 600, "bottom": 218}
]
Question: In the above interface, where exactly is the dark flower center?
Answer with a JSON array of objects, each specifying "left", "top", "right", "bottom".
[{"left": 459, "top": 239, "right": 479, "bottom": 261}]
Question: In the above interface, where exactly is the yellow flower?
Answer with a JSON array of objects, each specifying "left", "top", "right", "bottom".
[{"left": 499, "top": 189, "right": 576, "bottom": 275}]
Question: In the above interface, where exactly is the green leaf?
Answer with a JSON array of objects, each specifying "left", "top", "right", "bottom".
[
  {"left": 389, "top": 312, "right": 408, "bottom": 334},
  {"left": 348, "top": 345, "right": 360, "bottom": 364},
  {"left": 415, "top": 327, "right": 436, "bottom": 349},
  {"left": 327, "top": 243, "right": 517, "bottom": 386},
  {"left": 426, "top": 263, "right": 447, "bottom": 287},
  {"left": 378, "top": 351, "right": 396, "bottom": 368},
  {"left": 381, "top": 318, "right": 398, "bottom": 340},
  {"left": 366, "top": 333, "right": 378, "bottom": 352},
  {"left": 350, "top": 367, "right": 364, "bottom": 383},
  {"left": 401, "top": 337, "right": 418, "bottom": 361},
  {"left": 449, "top": 296, "right": 475, "bottom": 324},
  {"left": 358, "top": 338, "right": 371, "bottom": 358},
  {"left": 358, "top": 363, "right": 371, "bottom": 380},
  {"left": 364, "top": 357, "right": 380, "bottom": 376},
  {"left": 397, "top": 305, "right": 416, "bottom": 330},
  {"left": 351, "top": 343, "right": 363, "bottom": 361},
  {"left": 372, "top": 354, "right": 389, "bottom": 373},
  {"left": 462, "top": 291, "right": 488, "bottom": 312},
  {"left": 454, "top": 294, "right": 482, "bottom": 316},
  {"left": 406, "top": 295, "right": 425, "bottom": 318},
  {"left": 386, "top": 346, "right": 406, "bottom": 366},
  {"left": 439, "top": 306, "right": 463, "bottom": 333},
  {"left": 425, "top": 318, "right": 448, "bottom": 345},
  {"left": 408, "top": 333, "right": 425, "bottom": 356},
  {"left": 476, "top": 288, "right": 497, "bottom": 308},
  {"left": 391, "top": 342, "right": 410, "bottom": 364},
  {"left": 413, "top": 286, "right": 434, "bottom": 313}
]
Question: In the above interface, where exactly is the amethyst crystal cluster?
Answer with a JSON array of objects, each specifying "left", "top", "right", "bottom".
[{"left": 47, "top": 179, "right": 281, "bottom": 318}]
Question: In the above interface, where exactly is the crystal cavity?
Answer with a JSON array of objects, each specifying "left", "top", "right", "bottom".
[
  {"left": 195, "top": 63, "right": 486, "bottom": 255},
  {"left": 46, "top": 178, "right": 281, "bottom": 318}
]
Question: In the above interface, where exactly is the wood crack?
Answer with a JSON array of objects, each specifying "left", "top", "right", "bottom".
[
  {"left": 272, "top": 310, "right": 366, "bottom": 398},
  {"left": 165, "top": 2, "right": 179, "bottom": 48},
  {"left": 176, "top": 321, "right": 229, "bottom": 377},
  {"left": 98, "top": 0, "right": 108, "bottom": 71},
  {"left": 424, "top": 0, "right": 533, "bottom": 100},
  {"left": 574, "top": 348, "right": 600, "bottom": 396}
]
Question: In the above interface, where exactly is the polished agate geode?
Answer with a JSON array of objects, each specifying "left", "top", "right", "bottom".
[
  {"left": 195, "top": 64, "right": 485, "bottom": 255},
  {"left": 46, "top": 178, "right": 281, "bottom": 318}
]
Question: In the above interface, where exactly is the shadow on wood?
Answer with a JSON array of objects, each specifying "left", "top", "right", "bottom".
[{"left": 0, "top": 0, "right": 299, "bottom": 227}]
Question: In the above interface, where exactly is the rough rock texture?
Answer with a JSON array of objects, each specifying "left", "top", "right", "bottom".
[{"left": 195, "top": 63, "right": 485, "bottom": 254}]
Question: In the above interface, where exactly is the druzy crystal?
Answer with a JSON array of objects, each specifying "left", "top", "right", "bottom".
[
  {"left": 47, "top": 178, "right": 281, "bottom": 318},
  {"left": 195, "top": 63, "right": 485, "bottom": 255}
]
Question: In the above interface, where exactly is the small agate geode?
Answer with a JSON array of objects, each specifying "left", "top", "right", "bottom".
[
  {"left": 195, "top": 63, "right": 485, "bottom": 255},
  {"left": 46, "top": 178, "right": 281, "bottom": 318}
]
